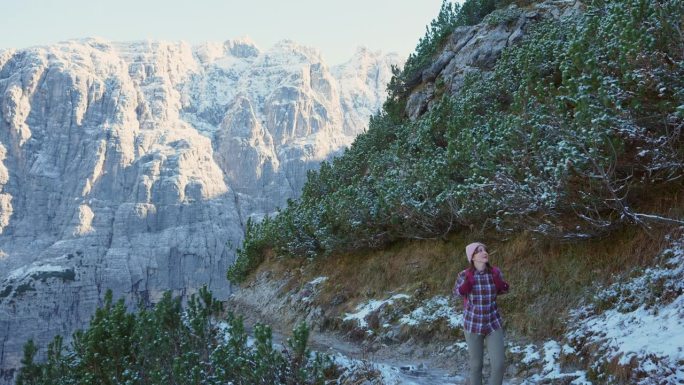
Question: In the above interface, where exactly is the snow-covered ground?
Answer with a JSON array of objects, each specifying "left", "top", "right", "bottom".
[
  {"left": 332, "top": 352, "right": 463, "bottom": 385},
  {"left": 566, "top": 229, "right": 684, "bottom": 384},
  {"left": 343, "top": 294, "right": 461, "bottom": 332},
  {"left": 399, "top": 296, "right": 461, "bottom": 329},
  {"left": 343, "top": 294, "right": 411, "bottom": 328},
  {"left": 510, "top": 341, "right": 591, "bottom": 385},
  {"left": 506, "top": 230, "right": 684, "bottom": 385},
  {"left": 229, "top": 230, "right": 684, "bottom": 384},
  {"left": 338, "top": 229, "right": 684, "bottom": 384}
]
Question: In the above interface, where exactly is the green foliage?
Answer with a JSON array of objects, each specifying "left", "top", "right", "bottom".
[
  {"left": 391, "top": 0, "right": 519, "bottom": 102},
  {"left": 228, "top": 0, "right": 684, "bottom": 282},
  {"left": 17, "top": 288, "right": 333, "bottom": 385},
  {"left": 15, "top": 283, "right": 35, "bottom": 296},
  {"left": 16, "top": 340, "right": 39, "bottom": 385},
  {"left": 31, "top": 269, "right": 76, "bottom": 283},
  {"left": 483, "top": 6, "right": 523, "bottom": 26},
  {"left": 0, "top": 285, "right": 12, "bottom": 298},
  {"left": 227, "top": 216, "right": 272, "bottom": 282},
  {"left": 400, "top": 0, "right": 460, "bottom": 87},
  {"left": 457, "top": 0, "right": 498, "bottom": 26}
]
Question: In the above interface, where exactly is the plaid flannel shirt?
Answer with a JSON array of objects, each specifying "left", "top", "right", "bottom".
[{"left": 453, "top": 268, "right": 505, "bottom": 335}]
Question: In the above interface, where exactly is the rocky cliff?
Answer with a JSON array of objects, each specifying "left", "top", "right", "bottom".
[
  {"left": 0, "top": 37, "right": 398, "bottom": 379},
  {"left": 404, "top": 0, "right": 582, "bottom": 120}
]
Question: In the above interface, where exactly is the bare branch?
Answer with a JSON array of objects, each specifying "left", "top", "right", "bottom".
[{"left": 632, "top": 213, "right": 684, "bottom": 226}]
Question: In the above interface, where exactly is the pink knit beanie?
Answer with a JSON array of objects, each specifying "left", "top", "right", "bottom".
[{"left": 465, "top": 242, "right": 485, "bottom": 263}]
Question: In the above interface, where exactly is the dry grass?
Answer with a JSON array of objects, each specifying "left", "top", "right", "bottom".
[
  {"left": 246, "top": 193, "right": 682, "bottom": 341},
  {"left": 498, "top": 225, "right": 672, "bottom": 339}
]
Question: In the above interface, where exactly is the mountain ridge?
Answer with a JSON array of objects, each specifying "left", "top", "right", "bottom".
[{"left": 0, "top": 35, "right": 399, "bottom": 381}]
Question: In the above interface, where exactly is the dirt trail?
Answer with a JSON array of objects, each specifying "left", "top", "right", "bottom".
[
  {"left": 243, "top": 318, "right": 465, "bottom": 385},
  {"left": 306, "top": 329, "right": 464, "bottom": 385},
  {"left": 254, "top": 321, "right": 526, "bottom": 385},
  {"left": 229, "top": 276, "right": 518, "bottom": 384}
]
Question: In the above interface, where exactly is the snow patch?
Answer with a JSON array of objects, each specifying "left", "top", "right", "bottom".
[
  {"left": 398, "top": 296, "right": 461, "bottom": 328},
  {"left": 567, "top": 230, "right": 684, "bottom": 384},
  {"left": 509, "top": 344, "right": 540, "bottom": 365},
  {"left": 581, "top": 296, "right": 684, "bottom": 366},
  {"left": 516, "top": 340, "right": 591, "bottom": 385},
  {"left": 5, "top": 263, "right": 69, "bottom": 282},
  {"left": 308, "top": 276, "right": 328, "bottom": 286},
  {"left": 343, "top": 294, "right": 410, "bottom": 328}
]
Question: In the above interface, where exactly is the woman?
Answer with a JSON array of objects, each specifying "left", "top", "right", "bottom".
[{"left": 453, "top": 242, "right": 510, "bottom": 385}]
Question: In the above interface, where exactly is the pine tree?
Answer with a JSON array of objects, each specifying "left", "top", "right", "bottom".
[{"left": 16, "top": 340, "right": 40, "bottom": 385}]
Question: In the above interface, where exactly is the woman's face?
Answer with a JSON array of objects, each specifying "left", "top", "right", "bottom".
[{"left": 472, "top": 244, "right": 489, "bottom": 263}]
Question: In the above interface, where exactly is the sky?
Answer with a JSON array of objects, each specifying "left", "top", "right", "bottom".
[{"left": 0, "top": 0, "right": 454, "bottom": 64}]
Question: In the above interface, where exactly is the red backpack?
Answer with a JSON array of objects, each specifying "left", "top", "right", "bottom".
[{"left": 461, "top": 266, "right": 509, "bottom": 308}]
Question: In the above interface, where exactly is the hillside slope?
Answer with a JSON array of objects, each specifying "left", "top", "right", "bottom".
[
  {"left": 228, "top": 0, "right": 684, "bottom": 383},
  {"left": 230, "top": 0, "right": 683, "bottom": 280}
]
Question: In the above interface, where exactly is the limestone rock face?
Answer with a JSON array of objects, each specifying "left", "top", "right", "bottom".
[
  {"left": 0, "top": 37, "right": 398, "bottom": 381},
  {"left": 405, "top": 0, "right": 584, "bottom": 120}
]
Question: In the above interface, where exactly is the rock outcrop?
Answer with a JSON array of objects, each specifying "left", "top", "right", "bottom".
[
  {"left": 405, "top": 0, "right": 583, "bottom": 119},
  {"left": 0, "top": 37, "right": 398, "bottom": 381}
]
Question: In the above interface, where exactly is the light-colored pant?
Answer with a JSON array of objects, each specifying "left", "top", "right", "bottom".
[{"left": 464, "top": 328, "right": 505, "bottom": 385}]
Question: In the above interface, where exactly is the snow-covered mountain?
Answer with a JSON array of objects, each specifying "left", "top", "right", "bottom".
[{"left": 0, "top": 37, "right": 399, "bottom": 380}]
